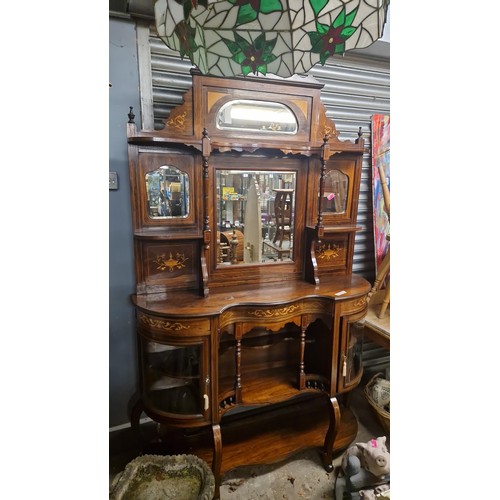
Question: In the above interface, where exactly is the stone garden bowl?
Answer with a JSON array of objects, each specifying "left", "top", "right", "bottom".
[{"left": 110, "top": 454, "right": 215, "bottom": 500}]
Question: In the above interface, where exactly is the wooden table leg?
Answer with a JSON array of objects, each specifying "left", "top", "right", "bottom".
[
  {"left": 129, "top": 395, "right": 144, "bottom": 441},
  {"left": 321, "top": 396, "right": 340, "bottom": 472},
  {"left": 212, "top": 424, "right": 222, "bottom": 500}
]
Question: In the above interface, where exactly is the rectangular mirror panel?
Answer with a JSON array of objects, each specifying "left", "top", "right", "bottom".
[{"left": 216, "top": 169, "right": 296, "bottom": 265}]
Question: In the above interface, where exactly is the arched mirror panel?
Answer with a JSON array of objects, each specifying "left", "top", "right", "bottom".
[
  {"left": 322, "top": 169, "right": 349, "bottom": 215},
  {"left": 145, "top": 165, "right": 190, "bottom": 219}
]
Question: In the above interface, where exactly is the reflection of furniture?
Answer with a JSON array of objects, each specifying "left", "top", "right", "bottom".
[
  {"left": 262, "top": 239, "right": 291, "bottom": 260},
  {"left": 220, "top": 229, "right": 244, "bottom": 262},
  {"left": 126, "top": 72, "right": 369, "bottom": 499},
  {"left": 272, "top": 188, "right": 293, "bottom": 246},
  {"left": 323, "top": 169, "right": 348, "bottom": 214},
  {"left": 216, "top": 231, "right": 229, "bottom": 262}
]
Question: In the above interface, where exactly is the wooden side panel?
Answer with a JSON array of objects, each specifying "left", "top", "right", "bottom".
[
  {"left": 135, "top": 239, "right": 200, "bottom": 294},
  {"left": 314, "top": 234, "right": 350, "bottom": 273}
]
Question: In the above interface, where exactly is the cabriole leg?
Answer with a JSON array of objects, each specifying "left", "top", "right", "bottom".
[
  {"left": 212, "top": 424, "right": 222, "bottom": 499},
  {"left": 321, "top": 396, "right": 340, "bottom": 472}
]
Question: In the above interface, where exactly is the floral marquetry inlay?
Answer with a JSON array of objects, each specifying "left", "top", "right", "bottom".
[
  {"left": 354, "top": 296, "right": 366, "bottom": 307},
  {"left": 138, "top": 314, "right": 190, "bottom": 331},
  {"left": 248, "top": 304, "right": 300, "bottom": 318},
  {"left": 167, "top": 111, "right": 187, "bottom": 131},
  {"left": 154, "top": 252, "right": 189, "bottom": 272},
  {"left": 317, "top": 243, "right": 341, "bottom": 260}
]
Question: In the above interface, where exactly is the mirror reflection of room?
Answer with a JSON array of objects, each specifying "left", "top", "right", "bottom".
[
  {"left": 145, "top": 165, "right": 189, "bottom": 218},
  {"left": 322, "top": 169, "right": 349, "bottom": 214},
  {"left": 217, "top": 100, "right": 298, "bottom": 135},
  {"left": 216, "top": 169, "right": 296, "bottom": 265}
]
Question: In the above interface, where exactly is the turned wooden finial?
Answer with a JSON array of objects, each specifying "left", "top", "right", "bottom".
[
  {"left": 128, "top": 106, "right": 135, "bottom": 123},
  {"left": 355, "top": 126, "right": 363, "bottom": 143}
]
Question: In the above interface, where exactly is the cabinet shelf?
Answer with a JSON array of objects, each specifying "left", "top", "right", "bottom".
[
  {"left": 149, "top": 375, "right": 197, "bottom": 390},
  {"left": 229, "top": 366, "right": 302, "bottom": 406},
  {"left": 145, "top": 385, "right": 201, "bottom": 415}
]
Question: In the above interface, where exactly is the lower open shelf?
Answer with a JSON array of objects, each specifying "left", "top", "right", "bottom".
[{"left": 141, "top": 394, "right": 358, "bottom": 477}]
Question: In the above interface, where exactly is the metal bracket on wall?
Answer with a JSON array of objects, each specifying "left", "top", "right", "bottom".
[{"left": 109, "top": 171, "right": 119, "bottom": 190}]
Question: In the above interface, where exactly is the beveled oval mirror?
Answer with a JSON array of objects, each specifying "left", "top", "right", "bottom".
[
  {"left": 145, "top": 165, "right": 189, "bottom": 218},
  {"left": 216, "top": 100, "right": 298, "bottom": 135},
  {"left": 216, "top": 169, "right": 296, "bottom": 265}
]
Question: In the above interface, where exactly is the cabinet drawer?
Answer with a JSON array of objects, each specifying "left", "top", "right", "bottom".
[
  {"left": 339, "top": 296, "right": 367, "bottom": 315},
  {"left": 137, "top": 311, "right": 210, "bottom": 339},
  {"left": 220, "top": 303, "right": 302, "bottom": 328}
]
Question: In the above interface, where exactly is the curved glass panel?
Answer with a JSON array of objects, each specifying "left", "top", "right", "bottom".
[
  {"left": 145, "top": 165, "right": 189, "bottom": 218},
  {"left": 216, "top": 100, "right": 298, "bottom": 135},
  {"left": 216, "top": 169, "right": 296, "bottom": 265},
  {"left": 142, "top": 339, "right": 202, "bottom": 415},
  {"left": 322, "top": 169, "right": 349, "bottom": 214}
]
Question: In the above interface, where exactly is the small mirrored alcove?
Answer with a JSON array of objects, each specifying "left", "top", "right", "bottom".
[
  {"left": 145, "top": 165, "right": 189, "bottom": 219},
  {"left": 322, "top": 169, "right": 349, "bottom": 214}
]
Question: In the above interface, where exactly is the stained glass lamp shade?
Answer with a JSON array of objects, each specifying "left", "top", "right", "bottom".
[{"left": 155, "top": 0, "right": 389, "bottom": 78}]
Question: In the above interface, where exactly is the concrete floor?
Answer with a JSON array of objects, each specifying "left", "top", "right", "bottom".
[
  {"left": 110, "top": 375, "right": 388, "bottom": 499},
  {"left": 216, "top": 386, "right": 388, "bottom": 500}
]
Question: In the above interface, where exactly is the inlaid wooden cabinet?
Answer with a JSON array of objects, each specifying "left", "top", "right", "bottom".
[{"left": 126, "top": 71, "right": 370, "bottom": 499}]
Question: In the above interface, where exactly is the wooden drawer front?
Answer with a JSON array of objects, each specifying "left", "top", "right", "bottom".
[
  {"left": 301, "top": 298, "right": 333, "bottom": 317},
  {"left": 339, "top": 296, "right": 368, "bottom": 315},
  {"left": 220, "top": 303, "right": 302, "bottom": 329},
  {"left": 137, "top": 311, "right": 210, "bottom": 339}
]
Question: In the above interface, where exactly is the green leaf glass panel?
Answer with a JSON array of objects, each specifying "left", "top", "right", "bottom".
[
  {"left": 310, "top": 0, "right": 329, "bottom": 17},
  {"left": 155, "top": 0, "right": 389, "bottom": 78}
]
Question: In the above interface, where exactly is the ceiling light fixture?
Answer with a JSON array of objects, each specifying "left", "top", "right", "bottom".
[{"left": 155, "top": 0, "right": 389, "bottom": 78}]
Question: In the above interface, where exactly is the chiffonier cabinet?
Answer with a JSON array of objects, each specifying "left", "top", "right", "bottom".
[{"left": 126, "top": 71, "right": 370, "bottom": 499}]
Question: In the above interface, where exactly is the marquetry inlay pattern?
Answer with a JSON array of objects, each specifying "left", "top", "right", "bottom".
[
  {"left": 138, "top": 313, "right": 190, "bottom": 331},
  {"left": 247, "top": 304, "right": 300, "bottom": 318},
  {"left": 167, "top": 111, "right": 187, "bottom": 130},
  {"left": 354, "top": 297, "right": 366, "bottom": 307},
  {"left": 154, "top": 252, "right": 189, "bottom": 272},
  {"left": 316, "top": 243, "right": 341, "bottom": 260}
]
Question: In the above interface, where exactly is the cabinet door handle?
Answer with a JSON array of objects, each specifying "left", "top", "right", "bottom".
[{"left": 203, "top": 394, "right": 209, "bottom": 410}]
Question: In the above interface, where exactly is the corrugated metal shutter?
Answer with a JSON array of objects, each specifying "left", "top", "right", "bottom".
[{"left": 138, "top": 23, "right": 390, "bottom": 371}]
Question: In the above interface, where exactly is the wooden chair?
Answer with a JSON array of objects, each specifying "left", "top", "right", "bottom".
[{"left": 367, "top": 161, "right": 390, "bottom": 319}]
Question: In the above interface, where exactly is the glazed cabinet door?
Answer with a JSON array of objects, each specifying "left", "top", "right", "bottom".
[
  {"left": 138, "top": 334, "right": 211, "bottom": 426},
  {"left": 336, "top": 299, "right": 367, "bottom": 393}
]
